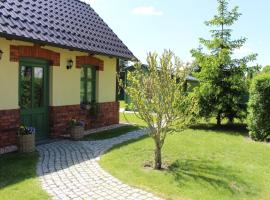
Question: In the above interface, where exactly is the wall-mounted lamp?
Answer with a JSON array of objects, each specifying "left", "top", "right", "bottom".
[
  {"left": 0, "top": 49, "right": 3, "bottom": 60},
  {"left": 66, "top": 59, "right": 74, "bottom": 70}
]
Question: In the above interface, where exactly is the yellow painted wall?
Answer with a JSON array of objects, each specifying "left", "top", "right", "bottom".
[
  {"left": 96, "top": 55, "right": 117, "bottom": 103},
  {"left": 0, "top": 37, "right": 117, "bottom": 109},
  {"left": 46, "top": 46, "right": 84, "bottom": 106},
  {"left": 0, "top": 38, "right": 23, "bottom": 110}
]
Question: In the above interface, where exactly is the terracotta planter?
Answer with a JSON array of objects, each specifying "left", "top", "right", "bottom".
[
  {"left": 70, "top": 126, "right": 84, "bottom": 140},
  {"left": 18, "top": 134, "right": 35, "bottom": 153}
]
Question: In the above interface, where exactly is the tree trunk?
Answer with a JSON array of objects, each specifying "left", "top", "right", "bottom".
[
  {"left": 228, "top": 115, "right": 234, "bottom": 125},
  {"left": 154, "top": 145, "right": 162, "bottom": 170},
  {"left": 217, "top": 113, "right": 221, "bottom": 126},
  {"left": 228, "top": 117, "right": 234, "bottom": 124}
]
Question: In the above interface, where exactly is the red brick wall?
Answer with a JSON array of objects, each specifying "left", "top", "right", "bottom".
[
  {"left": 50, "top": 105, "right": 87, "bottom": 138},
  {"left": 0, "top": 102, "right": 119, "bottom": 147},
  {"left": 93, "top": 102, "right": 119, "bottom": 127},
  {"left": 76, "top": 55, "right": 104, "bottom": 71},
  {"left": 10, "top": 45, "right": 60, "bottom": 66},
  {"left": 50, "top": 102, "right": 119, "bottom": 137},
  {"left": 0, "top": 109, "right": 20, "bottom": 148}
]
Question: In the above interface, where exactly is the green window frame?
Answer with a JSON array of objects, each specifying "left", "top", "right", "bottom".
[{"left": 80, "top": 65, "right": 96, "bottom": 104}]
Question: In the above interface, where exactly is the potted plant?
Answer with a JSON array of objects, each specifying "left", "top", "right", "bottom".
[
  {"left": 69, "top": 119, "right": 85, "bottom": 140},
  {"left": 18, "top": 126, "right": 36, "bottom": 153}
]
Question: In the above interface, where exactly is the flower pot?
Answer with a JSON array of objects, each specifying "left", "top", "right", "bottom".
[
  {"left": 70, "top": 126, "right": 84, "bottom": 140},
  {"left": 18, "top": 134, "right": 35, "bottom": 153}
]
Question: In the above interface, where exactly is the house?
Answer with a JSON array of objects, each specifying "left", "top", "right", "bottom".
[{"left": 0, "top": 0, "right": 135, "bottom": 150}]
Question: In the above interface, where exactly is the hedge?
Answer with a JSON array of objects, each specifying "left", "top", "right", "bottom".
[{"left": 247, "top": 73, "right": 270, "bottom": 141}]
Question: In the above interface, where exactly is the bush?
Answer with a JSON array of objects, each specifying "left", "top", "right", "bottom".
[{"left": 247, "top": 73, "right": 270, "bottom": 141}]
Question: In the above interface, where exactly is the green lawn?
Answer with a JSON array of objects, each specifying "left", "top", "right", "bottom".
[
  {"left": 0, "top": 152, "right": 49, "bottom": 200},
  {"left": 119, "top": 100, "right": 126, "bottom": 109},
  {"left": 2, "top": 115, "right": 269, "bottom": 200},
  {"left": 0, "top": 125, "right": 142, "bottom": 200},
  {"left": 120, "top": 112, "right": 147, "bottom": 126},
  {"left": 100, "top": 120, "right": 270, "bottom": 200},
  {"left": 83, "top": 125, "right": 140, "bottom": 140}
]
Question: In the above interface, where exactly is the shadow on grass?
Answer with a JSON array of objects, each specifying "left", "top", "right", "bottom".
[
  {"left": 189, "top": 123, "right": 249, "bottom": 137},
  {"left": 168, "top": 159, "right": 254, "bottom": 196},
  {"left": 0, "top": 152, "right": 38, "bottom": 189}
]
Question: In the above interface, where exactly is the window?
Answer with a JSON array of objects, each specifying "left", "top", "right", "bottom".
[{"left": 80, "top": 65, "right": 96, "bottom": 104}]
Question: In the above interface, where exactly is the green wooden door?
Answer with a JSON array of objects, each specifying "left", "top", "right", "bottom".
[{"left": 19, "top": 58, "right": 49, "bottom": 141}]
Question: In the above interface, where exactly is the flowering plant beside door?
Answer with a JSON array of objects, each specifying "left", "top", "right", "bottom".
[
  {"left": 18, "top": 125, "right": 36, "bottom": 153},
  {"left": 18, "top": 126, "right": 36, "bottom": 135},
  {"left": 69, "top": 119, "right": 85, "bottom": 127}
]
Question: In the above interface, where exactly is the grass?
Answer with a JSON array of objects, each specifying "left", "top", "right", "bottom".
[
  {"left": 120, "top": 112, "right": 147, "bottom": 126},
  {"left": 100, "top": 116, "right": 270, "bottom": 200},
  {"left": 119, "top": 100, "right": 126, "bottom": 109},
  {"left": 0, "top": 152, "right": 49, "bottom": 200},
  {"left": 1, "top": 113, "right": 267, "bottom": 200},
  {"left": 83, "top": 125, "right": 141, "bottom": 140},
  {"left": 0, "top": 124, "right": 142, "bottom": 200}
]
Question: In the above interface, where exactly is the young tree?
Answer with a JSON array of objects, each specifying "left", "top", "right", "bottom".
[
  {"left": 191, "top": 0, "right": 257, "bottom": 125},
  {"left": 122, "top": 50, "right": 198, "bottom": 170}
]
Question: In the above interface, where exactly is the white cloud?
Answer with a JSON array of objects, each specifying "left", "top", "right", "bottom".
[{"left": 132, "top": 6, "right": 164, "bottom": 16}]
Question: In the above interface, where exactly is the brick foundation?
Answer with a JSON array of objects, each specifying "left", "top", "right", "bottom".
[
  {"left": 50, "top": 102, "right": 119, "bottom": 138},
  {"left": 0, "top": 109, "right": 20, "bottom": 148},
  {"left": 0, "top": 102, "right": 119, "bottom": 149},
  {"left": 91, "top": 102, "right": 120, "bottom": 127}
]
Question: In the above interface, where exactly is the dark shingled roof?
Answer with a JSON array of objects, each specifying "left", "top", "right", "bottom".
[{"left": 0, "top": 0, "right": 135, "bottom": 60}]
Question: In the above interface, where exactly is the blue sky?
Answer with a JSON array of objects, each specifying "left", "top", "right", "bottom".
[{"left": 84, "top": 0, "right": 270, "bottom": 66}]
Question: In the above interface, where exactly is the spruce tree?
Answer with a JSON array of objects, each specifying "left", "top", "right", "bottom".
[{"left": 191, "top": 0, "right": 257, "bottom": 125}]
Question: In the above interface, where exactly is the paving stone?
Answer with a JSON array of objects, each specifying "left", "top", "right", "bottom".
[{"left": 37, "top": 129, "right": 163, "bottom": 200}]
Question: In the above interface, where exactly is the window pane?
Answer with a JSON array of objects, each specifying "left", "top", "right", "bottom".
[
  {"left": 87, "top": 67, "right": 93, "bottom": 79},
  {"left": 81, "top": 67, "right": 85, "bottom": 78},
  {"left": 21, "top": 66, "right": 32, "bottom": 109},
  {"left": 86, "top": 81, "right": 93, "bottom": 103},
  {"left": 80, "top": 79, "right": 85, "bottom": 104},
  {"left": 33, "top": 67, "right": 44, "bottom": 108},
  {"left": 81, "top": 66, "right": 96, "bottom": 104}
]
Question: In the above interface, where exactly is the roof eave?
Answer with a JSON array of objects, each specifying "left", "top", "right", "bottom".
[{"left": 0, "top": 33, "right": 136, "bottom": 61}]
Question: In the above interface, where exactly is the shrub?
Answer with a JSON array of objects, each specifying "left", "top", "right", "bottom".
[{"left": 247, "top": 73, "right": 270, "bottom": 141}]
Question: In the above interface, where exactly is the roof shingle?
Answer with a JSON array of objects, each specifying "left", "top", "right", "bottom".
[{"left": 0, "top": 0, "right": 135, "bottom": 60}]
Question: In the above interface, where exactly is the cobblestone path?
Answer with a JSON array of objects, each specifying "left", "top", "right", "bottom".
[{"left": 37, "top": 129, "right": 163, "bottom": 200}]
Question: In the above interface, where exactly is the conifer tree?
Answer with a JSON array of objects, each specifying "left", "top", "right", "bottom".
[{"left": 191, "top": 0, "right": 257, "bottom": 125}]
